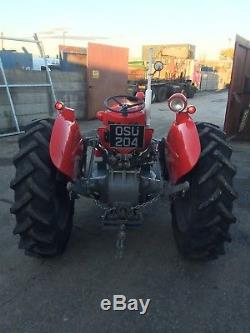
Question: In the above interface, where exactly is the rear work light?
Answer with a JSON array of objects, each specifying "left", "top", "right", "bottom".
[
  {"left": 55, "top": 101, "right": 64, "bottom": 111},
  {"left": 168, "top": 93, "right": 187, "bottom": 112},
  {"left": 187, "top": 105, "right": 196, "bottom": 114}
]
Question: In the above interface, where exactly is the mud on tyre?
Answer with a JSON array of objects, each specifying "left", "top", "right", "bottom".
[
  {"left": 10, "top": 119, "right": 74, "bottom": 257},
  {"left": 171, "top": 122, "right": 237, "bottom": 260}
]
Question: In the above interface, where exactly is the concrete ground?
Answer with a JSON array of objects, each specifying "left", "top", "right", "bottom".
[{"left": 0, "top": 91, "right": 250, "bottom": 333}]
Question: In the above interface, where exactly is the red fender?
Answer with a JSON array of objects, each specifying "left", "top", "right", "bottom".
[
  {"left": 165, "top": 112, "right": 201, "bottom": 184},
  {"left": 49, "top": 106, "right": 83, "bottom": 180}
]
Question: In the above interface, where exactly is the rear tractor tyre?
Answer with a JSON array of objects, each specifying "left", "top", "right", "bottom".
[
  {"left": 10, "top": 119, "right": 74, "bottom": 257},
  {"left": 171, "top": 122, "right": 237, "bottom": 260}
]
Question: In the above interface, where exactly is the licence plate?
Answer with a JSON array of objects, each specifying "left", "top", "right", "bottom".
[{"left": 110, "top": 124, "right": 144, "bottom": 148}]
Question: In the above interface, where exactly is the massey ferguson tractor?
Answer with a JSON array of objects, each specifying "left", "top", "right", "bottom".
[{"left": 10, "top": 61, "right": 237, "bottom": 260}]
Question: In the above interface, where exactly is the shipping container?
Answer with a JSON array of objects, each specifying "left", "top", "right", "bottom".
[{"left": 0, "top": 51, "right": 33, "bottom": 70}]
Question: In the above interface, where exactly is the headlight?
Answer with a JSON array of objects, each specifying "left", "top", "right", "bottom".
[{"left": 168, "top": 93, "right": 187, "bottom": 112}]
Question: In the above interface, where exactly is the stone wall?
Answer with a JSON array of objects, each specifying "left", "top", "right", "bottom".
[{"left": 0, "top": 69, "right": 87, "bottom": 133}]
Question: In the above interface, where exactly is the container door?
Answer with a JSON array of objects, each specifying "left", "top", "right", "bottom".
[
  {"left": 87, "top": 43, "right": 128, "bottom": 119},
  {"left": 224, "top": 35, "right": 250, "bottom": 140}
]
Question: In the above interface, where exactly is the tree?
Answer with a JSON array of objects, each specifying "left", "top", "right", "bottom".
[{"left": 220, "top": 48, "right": 234, "bottom": 59}]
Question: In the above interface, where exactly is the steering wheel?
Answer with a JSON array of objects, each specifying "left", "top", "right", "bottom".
[{"left": 104, "top": 95, "right": 145, "bottom": 115}]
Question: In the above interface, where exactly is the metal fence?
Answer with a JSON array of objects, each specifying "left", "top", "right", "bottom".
[{"left": 0, "top": 33, "right": 56, "bottom": 137}]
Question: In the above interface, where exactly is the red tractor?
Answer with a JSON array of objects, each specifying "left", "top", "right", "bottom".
[{"left": 10, "top": 92, "right": 237, "bottom": 260}]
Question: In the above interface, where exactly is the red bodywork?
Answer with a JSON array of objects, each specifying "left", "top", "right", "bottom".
[
  {"left": 50, "top": 98, "right": 201, "bottom": 184},
  {"left": 165, "top": 112, "right": 201, "bottom": 184},
  {"left": 97, "top": 109, "right": 154, "bottom": 154},
  {"left": 50, "top": 106, "right": 83, "bottom": 180}
]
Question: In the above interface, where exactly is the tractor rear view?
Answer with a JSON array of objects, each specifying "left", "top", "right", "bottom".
[
  {"left": 10, "top": 92, "right": 237, "bottom": 260},
  {"left": 10, "top": 54, "right": 237, "bottom": 260}
]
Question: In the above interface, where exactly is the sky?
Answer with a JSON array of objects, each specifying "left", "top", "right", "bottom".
[{"left": 1, "top": 0, "right": 250, "bottom": 60}]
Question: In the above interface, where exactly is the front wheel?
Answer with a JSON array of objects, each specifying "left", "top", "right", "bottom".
[
  {"left": 171, "top": 122, "right": 237, "bottom": 260},
  {"left": 10, "top": 119, "right": 74, "bottom": 257}
]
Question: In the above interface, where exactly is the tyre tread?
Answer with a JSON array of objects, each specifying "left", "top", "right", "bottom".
[
  {"left": 171, "top": 122, "right": 237, "bottom": 260},
  {"left": 10, "top": 118, "right": 73, "bottom": 257}
]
